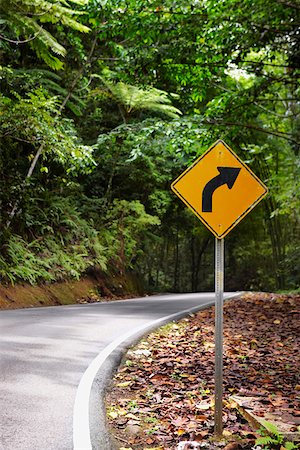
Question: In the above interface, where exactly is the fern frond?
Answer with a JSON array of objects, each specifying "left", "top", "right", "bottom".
[
  {"left": 9, "top": 69, "right": 85, "bottom": 113},
  {"left": 68, "top": 0, "right": 89, "bottom": 5},
  {"left": 67, "top": 92, "right": 86, "bottom": 108},
  {"left": 59, "top": 16, "right": 90, "bottom": 33},
  {"left": 100, "top": 79, "right": 182, "bottom": 119},
  {"left": 140, "top": 101, "right": 183, "bottom": 119},
  {"left": 284, "top": 442, "right": 299, "bottom": 450},
  {"left": 67, "top": 101, "right": 83, "bottom": 116},
  {"left": 256, "top": 436, "right": 278, "bottom": 446},
  {"left": 31, "top": 44, "right": 65, "bottom": 70},
  {"left": 261, "top": 420, "right": 281, "bottom": 436},
  {"left": 20, "top": 0, "right": 88, "bottom": 16},
  {"left": 14, "top": 68, "right": 63, "bottom": 82},
  {"left": 1, "top": 0, "right": 90, "bottom": 69},
  {"left": 32, "top": 25, "right": 66, "bottom": 56},
  {"left": 10, "top": 13, "right": 66, "bottom": 56}
]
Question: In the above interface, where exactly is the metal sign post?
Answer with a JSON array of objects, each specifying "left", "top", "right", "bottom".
[{"left": 214, "top": 237, "right": 224, "bottom": 437}]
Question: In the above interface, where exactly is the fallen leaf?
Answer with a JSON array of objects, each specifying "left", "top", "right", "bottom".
[
  {"left": 224, "top": 443, "right": 241, "bottom": 450},
  {"left": 195, "top": 400, "right": 211, "bottom": 410},
  {"left": 143, "top": 447, "right": 163, "bottom": 450},
  {"left": 125, "top": 413, "right": 140, "bottom": 420},
  {"left": 117, "top": 381, "right": 132, "bottom": 388},
  {"left": 176, "top": 428, "right": 186, "bottom": 436},
  {"left": 223, "top": 430, "right": 233, "bottom": 437}
]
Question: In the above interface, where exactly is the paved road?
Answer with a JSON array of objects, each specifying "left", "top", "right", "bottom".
[{"left": 0, "top": 293, "right": 240, "bottom": 450}]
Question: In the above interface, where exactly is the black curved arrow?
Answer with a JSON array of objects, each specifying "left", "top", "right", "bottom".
[{"left": 202, "top": 166, "right": 241, "bottom": 212}]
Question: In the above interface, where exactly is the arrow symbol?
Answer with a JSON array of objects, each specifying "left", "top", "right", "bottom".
[{"left": 202, "top": 166, "right": 241, "bottom": 212}]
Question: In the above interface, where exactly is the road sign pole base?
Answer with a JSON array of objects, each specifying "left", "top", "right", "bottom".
[{"left": 214, "top": 237, "right": 224, "bottom": 437}]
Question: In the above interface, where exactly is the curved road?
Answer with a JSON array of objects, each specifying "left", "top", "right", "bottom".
[{"left": 0, "top": 293, "right": 240, "bottom": 450}]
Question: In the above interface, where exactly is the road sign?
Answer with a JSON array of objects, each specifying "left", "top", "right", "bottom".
[
  {"left": 171, "top": 139, "right": 268, "bottom": 436},
  {"left": 171, "top": 139, "right": 268, "bottom": 239}
]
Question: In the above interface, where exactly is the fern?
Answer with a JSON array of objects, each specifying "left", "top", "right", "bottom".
[
  {"left": 0, "top": 193, "right": 109, "bottom": 284},
  {"left": 284, "top": 443, "right": 300, "bottom": 450},
  {"left": 5, "top": 68, "right": 86, "bottom": 114},
  {"left": 254, "top": 421, "right": 300, "bottom": 449},
  {"left": 255, "top": 435, "right": 281, "bottom": 446},
  {"left": 98, "top": 76, "right": 182, "bottom": 119},
  {"left": 0, "top": 87, "right": 95, "bottom": 170},
  {"left": 261, "top": 421, "right": 282, "bottom": 436}
]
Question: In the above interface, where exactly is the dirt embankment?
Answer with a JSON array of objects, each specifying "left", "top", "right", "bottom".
[{"left": 0, "top": 270, "right": 144, "bottom": 310}]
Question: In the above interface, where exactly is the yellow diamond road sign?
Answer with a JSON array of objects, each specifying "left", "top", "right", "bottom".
[{"left": 171, "top": 140, "right": 268, "bottom": 239}]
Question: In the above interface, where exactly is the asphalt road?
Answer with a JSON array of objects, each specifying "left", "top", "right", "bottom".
[{"left": 0, "top": 292, "right": 240, "bottom": 450}]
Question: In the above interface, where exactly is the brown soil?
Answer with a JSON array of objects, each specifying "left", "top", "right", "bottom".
[{"left": 0, "top": 270, "right": 144, "bottom": 310}]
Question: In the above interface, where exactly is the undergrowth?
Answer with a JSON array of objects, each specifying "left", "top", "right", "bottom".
[
  {"left": 0, "top": 227, "right": 107, "bottom": 285},
  {"left": 0, "top": 194, "right": 159, "bottom": 285}
]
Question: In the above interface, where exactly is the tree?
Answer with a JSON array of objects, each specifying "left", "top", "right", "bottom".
[
  {"left": 0, "top": 0, "right": 299, "bottom": 290},
  {"left": 83, "top": 0, "right": 299, "bottom": 289}
]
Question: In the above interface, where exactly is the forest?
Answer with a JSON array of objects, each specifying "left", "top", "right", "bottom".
[{"left": 0, "top": 0, "right": 299, "bottom": 293}]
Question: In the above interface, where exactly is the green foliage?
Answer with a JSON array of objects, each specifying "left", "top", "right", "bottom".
[
  {"left": 254, "top": 421, "right": 300, "bottom": 449},
  {"left": 1, "top": 67, "right": 87, "bottom": 115},
  {"left": 0, "top": 191, "right": 160, "bottom": 284},
  {"left": 0, "top": 0, "right": 90, "bottom": 69},
  {"left": 0, "top": 0, "right": 299, "bottom": 290},
  {"left": 0, "top": 86, "right": 95, "bottom": 174},
  {"left": 0, "top": 195, "right": 107, "bottom": 284},
  {"left": 98, "top": 78, "right": 182, "bottom": 119},
  {"left": 99, "top": 199, "right": 160, "bottom": 271},
  {"left": 284, "top": 443, "right": 300, "bottom": 450}
]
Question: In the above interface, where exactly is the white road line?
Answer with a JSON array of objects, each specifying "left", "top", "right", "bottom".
[{"left": 73, "top": 294, "right": 241, "bottom": 449}]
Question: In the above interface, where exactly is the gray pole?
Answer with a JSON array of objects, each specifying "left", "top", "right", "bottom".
[{"left": 214, "top": 237, "right": 224, "bottom": 437}]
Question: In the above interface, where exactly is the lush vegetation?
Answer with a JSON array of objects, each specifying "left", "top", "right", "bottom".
[{"left": 0, "top": 0, "right": 299, "bottom": 291}]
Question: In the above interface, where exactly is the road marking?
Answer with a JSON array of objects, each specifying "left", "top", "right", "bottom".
[{"left": 73, "top": 294, "right": 241, "bottom": 449}]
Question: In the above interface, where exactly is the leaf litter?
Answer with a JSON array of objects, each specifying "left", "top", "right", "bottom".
[{"left": 106, "top": 293, "right": 300, "bottom": 449}]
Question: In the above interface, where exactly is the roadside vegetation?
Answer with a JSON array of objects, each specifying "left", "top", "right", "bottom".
[{"left": 0, "top": 0, "right": 299, "bottom": 292}]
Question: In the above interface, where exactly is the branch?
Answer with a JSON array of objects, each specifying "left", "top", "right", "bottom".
[
  {"left": 240, "top": 60, "right": 300, "bottom": 69},
  {"left": 254, "top": 102, "right": 299, "bottom": 118},
  {"left": 257, "top": 98, "right": 300, "bottom": 102},
  {"left": 0, "top": 28, "right": 42, "bottom": 44},
  {"left": 57, "top": 35, "right": 98, "bottom": 115},
  {"left": 0, "top": 134, "right": 34, "bottom": 144},
  {"left": 276, "top": 0, "right": 300, "bottom": 9},
  {"left": 26, "top": 142, "right": 45, "bottom": 178},
  {"left": 26, "top": 5, "right": 60, "bottom": 17},
  {"left": 205, "top": 119, "right": 300, "bottom": 145},
  {"left": 162, "top": 60, "right": 300, "bottom": 71}
]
